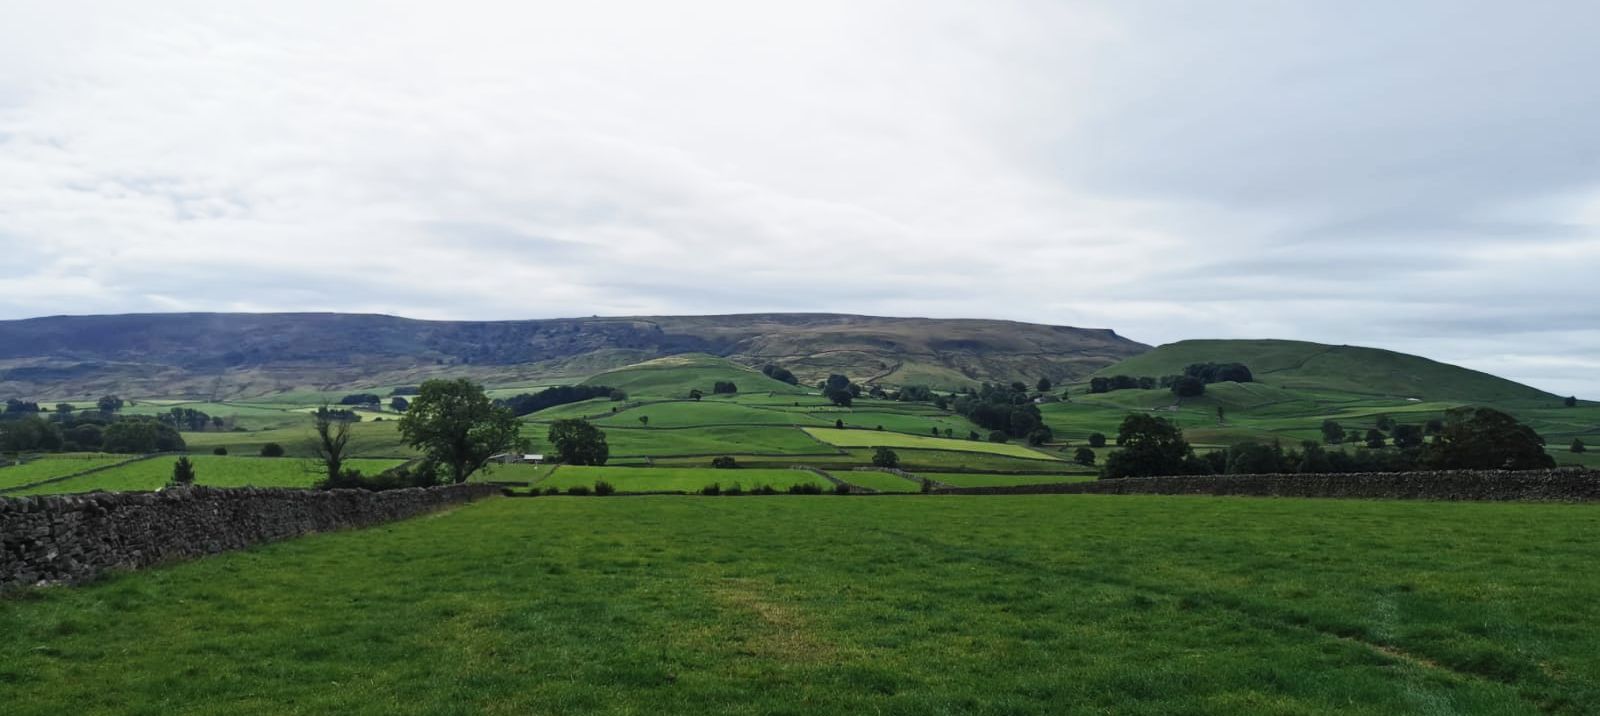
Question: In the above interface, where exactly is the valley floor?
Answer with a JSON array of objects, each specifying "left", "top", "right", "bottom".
[{"left": 4, "top": 495, "right": 1598, "bottom": 714}]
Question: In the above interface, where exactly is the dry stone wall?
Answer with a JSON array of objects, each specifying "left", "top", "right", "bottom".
[
  {"left": 937, "top": 469, "right": 1600, "bottom": 501},
  {"left": 1, "top": 483, "right": 499, "bottom": 591}
]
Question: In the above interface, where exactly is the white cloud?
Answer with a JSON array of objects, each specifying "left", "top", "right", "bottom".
[{"left": 1, "top": 0, "right": 1597, "bottom": 396}]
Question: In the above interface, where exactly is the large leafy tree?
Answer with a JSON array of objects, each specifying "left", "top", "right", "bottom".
[
  {"left": 399, "top": 379, "right": 524, "bottom": 483},
  {"left": 1422, "top": 407, "right": 1555, "bottom": 470},
  {"left": 1101, "top": 414, "right": 1195, "bottom": 479},
  {"left": 547, "top": 418, "right": 609, "bottom": 466}
]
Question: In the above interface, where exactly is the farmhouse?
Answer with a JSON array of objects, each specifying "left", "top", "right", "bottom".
[{"left": 489, "top": 453, "right": 544, "bottom": 465}]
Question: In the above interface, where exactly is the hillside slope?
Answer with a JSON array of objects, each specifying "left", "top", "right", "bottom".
[
  {"left": 0, "top": 312, "right": 1147, "bottom": 398},
  {"left": 1096, "top": 339, "right": 1558, "bottom": 404}
]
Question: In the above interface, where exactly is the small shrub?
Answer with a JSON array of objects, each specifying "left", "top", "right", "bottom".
[
  {"left": 566, "top": 485, "right": 591, "bottom": 496},
  {"left": 835, "top": 419, "right": 845, "bottom": 429},
  {"left": 171, "top": 456, "right": 197, "bottom": 486},
  {"left": 756, "top": 484, "right": 778, "bottom": 495},
  {"left": 787, "top": 482, "right": 823, "bottom": 495},
  {"left": 920, "top": 478, "right": 933, "bottom": 493},
  {"left": 988, "top": 431, "right": 1009, "bottom": 444},
  {"left": 833, "top": 482, "right": 852, "bottom": 495},
  {"left": 711, "top": 456, "right": 738, "bottom": 469},
  {"left": 542, "top": 486, "right": 560, "bottom": 496},
  {"left": 211, "top": 447, "right": 228, "bottom": 456},
  {"left": 593, "top": 480, "right": 615, "bottom": 496},
  {"left": 1574, "top": 439, "right": 1588, "bottom": 454},
  {"left": 259, "top": 442, "right": 285, "bottom": 457},
  {"left": 701, "top": 483, "right": 722, "bottom": 496},
  {"left": 725, "top": 483, "right": 744, "bottom": 496}
]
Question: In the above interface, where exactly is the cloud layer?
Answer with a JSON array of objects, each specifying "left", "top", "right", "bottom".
[{"left": 2, "top": 1, "right": 1597, "bottom": 396}]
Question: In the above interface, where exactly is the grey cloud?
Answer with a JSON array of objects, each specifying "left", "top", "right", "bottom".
[{"left": 0, "top": 1, "right": 1597, "bottom": 396}]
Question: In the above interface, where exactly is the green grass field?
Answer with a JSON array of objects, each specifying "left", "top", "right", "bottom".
[
  {"left": 932, "top": 473, "right": 1097, "bottom": 487},
  {"left": 832, "top": 470, "right": 921, "bottom": 492},
  {"left": 4, "top": 495, "right": 1598, "bottom": 714},
  {"left": 0, "top": 455, "right": 134, "bottom": 492},
  {"left": 804, "top": 427, "right": 1061, "bottom": 460},
  {"left": 536, "top": 466, "right": 828, "bottom": 492},
  {"left": 530, "top": 424, "right": 837, "bottom": 458},
  {"left": 182, "top": 420, "right": 417, "bottom": 458},
  {"left": 588, "top": 400, "right": 830, "bottom": 428},
  {"left": 12, "top": 456, "right": 407, "bottom": 496}
]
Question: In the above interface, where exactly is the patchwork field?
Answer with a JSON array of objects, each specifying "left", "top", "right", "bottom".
[
  {"left": 535, "top": 466, "right": 829, "bottom": 492},
  {"left": 0, "top": 455, "right": 134, "bottom": 492},
  {"left": 930, "top": 472, "right": 1098, "bottom": 487},
  {"left": 4, "top": 496, "right": 1598, "bottom": 714},
  {"left": 803, "top": 427, "right": 1061, "bottom": 460}
]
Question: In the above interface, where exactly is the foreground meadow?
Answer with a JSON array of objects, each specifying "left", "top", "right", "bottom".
[{"left": 3, "top": 495, "right": 1598, "bottom": 714}]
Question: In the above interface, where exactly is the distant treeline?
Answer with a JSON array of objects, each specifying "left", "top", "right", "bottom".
[
  {"left": 500, "top": 385, "right": 619, "bottom": 417},
  {"left": 1101, "top": 407, "right": 1554, "bottom": 479},
  {"left": 950, "top": 382, "right": 1052, "bottom": 445},
  {"left": 0, "top": 396, "right": 186, "bottom": 454},
  {"left": 1091, "top": 362, "right": 1254, "bottom": 397},
  {"left": 761, "top": 364, "right": 799, "bottom": 385}
]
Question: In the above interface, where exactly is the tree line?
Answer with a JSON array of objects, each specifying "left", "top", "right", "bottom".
[{"left": 1099, "top": 406, "right": 1555, "bottom": 479}]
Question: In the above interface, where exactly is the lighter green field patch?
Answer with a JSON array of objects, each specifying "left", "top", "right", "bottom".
[{"left": 804, "top": 427, "right": 1060, "bottom": 460}]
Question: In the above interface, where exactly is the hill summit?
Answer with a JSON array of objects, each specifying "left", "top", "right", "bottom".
[{"left": 0, "top": 312, "right": 1148, "bottom": 398}]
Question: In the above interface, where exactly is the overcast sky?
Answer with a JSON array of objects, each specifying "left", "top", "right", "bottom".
[{"left": 2, "top": 1, "right": 1597, "bottom": 396}]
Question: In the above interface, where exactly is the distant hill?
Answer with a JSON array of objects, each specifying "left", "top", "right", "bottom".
[
  {"left": 0, "top": 312, "right": 1147, "bottom": 399},
  {"left": 1096, "top": 339, "right": 1558, "bottom": 405}
]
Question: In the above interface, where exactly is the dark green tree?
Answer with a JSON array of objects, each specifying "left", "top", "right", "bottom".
[
  {"left": 1170, "top": 376, "right": 1206, "bottom": 398},
  {"left": 1321, "top": 420, "right": 1344, "bottom": 444},
  {"left": 1036, "top": 377, "right": 1053, "bottom": 392},
  {"left": 1391, "top": 424, "right": 1425, "bottom": 449},
  {"left": 1101, "top": 414, "right": 1194, "bottom": 479},
  {"left": 872, "top": 446, "right": 899, "bottom": 468},
  {"left": 389, "top": 397, "right": 409, "bottom": 412},
  {"left": 1073, "top": 447, "right": 1096, "bottom": 466},
  {"left": 259, "top": 442, "right": 285, "bottom": 457},
  {"left": 546, "top": 418, "right": 609, "bottom": 466},
  {"left": 689, "top": 388, "right": 703, "bottom": 401},
  {"left": 398, "top": 379, "right": 524, "bottom": 483},
  {"left": 1565, "top": 396, "right": 1579, "bottom": 407},
  {"left": 1421, "top": 407, "right": 1554, "bottom": 470},
  {"left": 1088, "top": 432, "right": 1107, "bottom": 448},
  {"left": 171, "top": 456, "right": 196, "bottom": 486},
  {"left": 1364, "top": 429, "right": 1386, "bottom": 449},
  {"left": 1571, "top": 439, "right": 1586, "bottom": 454}
]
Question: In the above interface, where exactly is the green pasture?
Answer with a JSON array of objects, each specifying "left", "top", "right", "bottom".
[
  {"left": 831, "top": 470, "right": 921, "bottom": 492},
  {"left": 588, "top": 400, "right": 828, "bottom": 428},
  {"left": 0, "top": 455, "right": 133, "bottom": 492},
  {"left": 5, "top": 496, "right": 1599, "bottom": 713},
  {"left": 526, "top": 424, "right": 835, "bottom": 458},
  {"left": 803, "top": 427, "right": 1059, "bottom": 460},
  {"left": 12, "top": 456, "right": 407, "bottom": 496},
  {"left": 182, "top": 420, "right": 416, "bottom": 458},
  {"left": 932, "top": 472, "right": 1097, "bottom": 487},
  {"left": 535, "top": 466, "right": 827, "bottom": 493}
]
